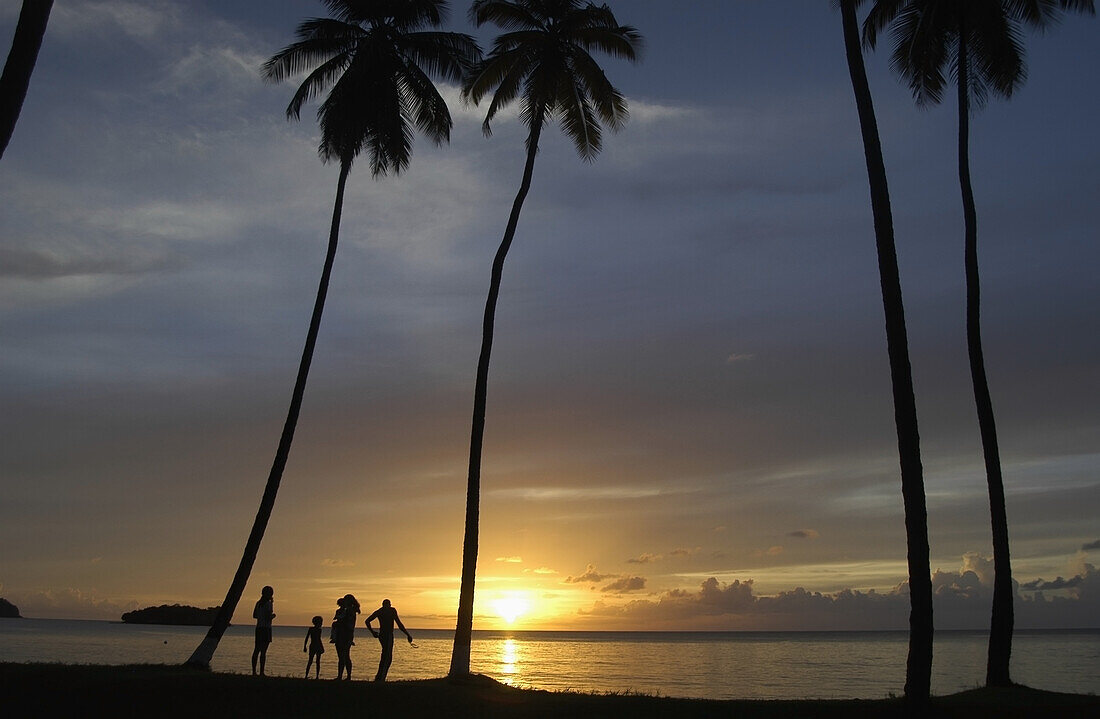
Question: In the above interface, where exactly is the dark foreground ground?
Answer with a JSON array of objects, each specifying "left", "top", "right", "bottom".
[{"left": 2, "top": 663, "right": 1097, "bottom": 718}]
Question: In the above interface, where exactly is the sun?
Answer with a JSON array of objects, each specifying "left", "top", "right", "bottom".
[{"left": 491, "top": 594, "right": 530, "bottom": 625}]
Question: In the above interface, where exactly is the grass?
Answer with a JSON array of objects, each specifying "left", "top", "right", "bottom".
[{"left": 2, "top": 662, "right": 1097, "bottom": 718}]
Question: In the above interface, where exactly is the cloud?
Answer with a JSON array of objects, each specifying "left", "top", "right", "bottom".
[
  {"left": 579, "top": 555, "right": 1100, "bottom": 630},
  {"left": 669, "top": 547, "right": 701, "bottom": 558},
  {"left": 726, "top": 353, "right": 755, "bottom": 364},
  {"left": 627, "top": 99, "right": 697, "bottom": 125},
  {"left": 321, "top": 558, "right": 354, "bottom": 568},
  {"left": 495, "top": 556, "right": 523, "bottom": 563},
  {"left": 50, "top": 0, "right": 179, "bottom": 41},
  {"left": 755, "top": 546, "right": 784, "bottom": 557},
  {"left": 0, "top": 245, "right": 180, "bottom": 280},
  {"left": 581, "top": 574, "right": 909, "bottom": 631},
  {"left": 564, "top": 564, "right": 612, "bottom": 584},
  {"left": 489, "top": 486, "right": 667, "bottom": 501},
  {"left": 602, "top": 576, "right": 647, "bottom": 593},
  {"left": 627, "top": 553, "right": 662, "bottom": 564},
  {"left": 531, "top": 567, "right": 558, "bottom": 575},
  {"left": 1022, "top": 576, "right": 1083, "bottom": 591},
  {"left": 787, "top": 529, "right": 820, "bottom": 540},
  {"left": 1082, "top": 539, "right": 1100, "bottom": 551}
]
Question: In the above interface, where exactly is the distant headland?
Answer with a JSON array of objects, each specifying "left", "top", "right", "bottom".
[
  {"left": 121, "top": 604, "right": 220, "bottom": 626},
  {"left": 0, "top": 598, "right": 21, "bottom": 618}
]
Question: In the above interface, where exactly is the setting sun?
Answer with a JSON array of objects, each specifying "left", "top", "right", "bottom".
[{"left": 492, "top": 594, "right": 531, "bottom": 625}]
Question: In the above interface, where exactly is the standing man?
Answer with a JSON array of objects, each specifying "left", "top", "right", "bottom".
[
  {"left": 251, "top": 585, "right": 275, "bottom": 676},
  {"left": 365, "top": 598, "right": 412, "bottom": 681}
]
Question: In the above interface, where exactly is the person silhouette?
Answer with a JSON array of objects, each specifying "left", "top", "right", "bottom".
[
  {"left": 303, "top": 615, "right": 325, "bottom": 678},
  {"left": 251, "top": 585, "right": 275, "bottom": 676},
  {"left": 331, "top": 594, "right": 360, "bottom": 680},
  {"left": 365, "top": 598, "right": 412, "bottom": 682}
]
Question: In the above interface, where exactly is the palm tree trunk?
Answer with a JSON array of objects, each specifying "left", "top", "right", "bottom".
[
  {"left": 955, "top": 29, "right": 1015, "bottom": 689},
  {"left": 449, "top": 120, "right": 544, "bottom": 678},
  {"left": 186, "top": 159, "right": 352, "bottom": 668},
  {"left": 839, "top": 2, "right": 933, "bottom": 703},
  {"left": 0, "top": 0, "right": 53, "bottom": 160}
]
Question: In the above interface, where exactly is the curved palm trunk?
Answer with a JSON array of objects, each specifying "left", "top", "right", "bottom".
[
  {"left": 450, "top": 120, "right": 543, "bottom": 678},
  {"left": 0, "top": 0, "right": 53, "bottom": 160},
  {"left": 840, "top": 2, "right": 933, "bottom": 703},
  {"left": 186, "top": 160, "right": 352, "bottom": 668},
  {"left": 956, "top": 31, "right": 1014, "bottom": 688}
]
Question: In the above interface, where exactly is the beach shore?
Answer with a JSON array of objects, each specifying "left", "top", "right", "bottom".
[{"left": 3, "top": 663, "right": 1098, "bottom": 718}]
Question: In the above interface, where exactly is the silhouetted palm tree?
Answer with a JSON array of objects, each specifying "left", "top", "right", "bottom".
[
  {"left": 0, "top": 0, "right": 53, "bottom": 159},
  {"left": 186, "top": 0, "right": 479, "bottom": 669},
  {"left": 864, "top": 0, "right": 1095, "bottom": 688},
  {"left": 836, "top": 0, "right": 933, "bottom": 704},
  {"left": 449, "top": 0, "right": 640, "bottom": 677}
]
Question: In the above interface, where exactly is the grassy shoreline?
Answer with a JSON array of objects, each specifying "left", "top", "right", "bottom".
[{"left": 3, "top": 663, "right": 1097, "bottom": 717}]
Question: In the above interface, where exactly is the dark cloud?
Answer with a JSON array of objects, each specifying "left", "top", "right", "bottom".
[
  {"left": 564, "top": 564, "right": 611, "bottom": 584},
  {"left": 581, "top": 557, "right": 1100, "bottom": 631},
  {"left": 788, "top": 529, "right": 820, "bottom": 539},
  {"left": 1082, "top": 539, "right": 1100, "bottom": 551},
  {"left": 601, "top": 576, "right": 647, "bottom": 593},
  {"left": 627, "top": 553, "right": 661, "bottom": 564},
  {"left": 1021, "top": 576, "right": 1083, "bottom": 591},
  {"left": 0, "top": 246, "right": 180, "bottom": 279},
  {"left": 668, "top": 547, "right": 700, "bottom": 557}
]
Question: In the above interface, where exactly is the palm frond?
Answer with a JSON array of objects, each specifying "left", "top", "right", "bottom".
[
  {"left": 488, "top": 29, "right": 550, "bottom": 54},
  {"left": 285, "top": 52, "right": 352, "bottom": 120},
  {"left": 886, "top": 3, "right": 953, "bottom": 106},
  {"left": 867, "top": 0, "right": 1078, "bottom": 111},
  {"left": 463, "top": 47, "right": 530, "bottom": 107},
  {"left": 863, "top": 0, "right": 910, "bottom": 49},
  {"left": 397, "top": 58, "right": 453, "bottom": 146},
  {"left": 320, "top": 0, "right": 447, "bottom": 29},
  {"left": 1005, "top": 0, "right": 1096, "bottom": 27},
  {"left": 554, "top": 68, "right": 601, "bottom": 161},
  {"left": 470, "top": 0, "right": 542, "bottom": 30},
  {"left": 570, "top": 25, "right": 642, "bottom": 62},
  {"left": 261, "top": 19, "right": 362, "bottom": 81},
  {"left": 966, "top": 3, "right": 1026, "bottom": 105},
  {"left": 400, "top": 31, "right": 482, "bottom": 83},
  {"left": 266, "top": 0, "right": 475, "bottom": 175},
  {"left": 566, "top": 47, "right": 627, "bottom": 130},
  {"left": 466, "top": 0, "right": 640, "bottom": 159}
]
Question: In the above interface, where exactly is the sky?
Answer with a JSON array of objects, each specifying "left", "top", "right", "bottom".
[{"left": 0, "top": 1, "right": 1097, "bottom": 633}]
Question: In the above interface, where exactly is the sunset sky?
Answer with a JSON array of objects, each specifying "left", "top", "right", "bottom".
[{"left": 1, "top": 1, "right": 1097, "bottom": 632}]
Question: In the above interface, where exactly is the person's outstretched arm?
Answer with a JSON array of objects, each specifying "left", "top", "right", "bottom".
[
  {"left": 304, "top": 629, "right": 309, "bottom": 652},
  {"left": 395, "top": 612, "right": 412, "bottom": 642}
]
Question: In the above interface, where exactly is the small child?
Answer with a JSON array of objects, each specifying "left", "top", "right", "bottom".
[{"left": 304, "top": 615, "right": 325, "bottom": 678}]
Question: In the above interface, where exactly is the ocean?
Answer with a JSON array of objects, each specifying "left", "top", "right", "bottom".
[{"left": 1, "top": 619, "right": 1096, "bottom": 700}]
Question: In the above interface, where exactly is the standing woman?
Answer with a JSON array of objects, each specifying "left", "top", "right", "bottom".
[
  {"left": 332, "top": 594, "right": 360, "bottom": 679},
  {"left": 251, "top": 585, "right": 275, "bottom": 676}
]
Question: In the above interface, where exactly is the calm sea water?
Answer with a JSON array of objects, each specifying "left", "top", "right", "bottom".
[{"left": 1, "top": 619, "right": 1096, "bottom": 700}]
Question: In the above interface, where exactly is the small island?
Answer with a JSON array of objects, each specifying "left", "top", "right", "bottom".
[
  {"left": 121, "top": 604, "right": 221, "bottom": 626},
  {"left": 0, "top": 598, "right": 21, "bottom": 618}
]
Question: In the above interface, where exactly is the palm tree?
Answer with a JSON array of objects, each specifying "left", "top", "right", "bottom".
[
  {"left": 0, "top": 0, "right": 53, "bottom": 160},
  {"left": 836, "top": 0, "right": 933, "bottom": 703},
  {"left": 448, "top": 0, "right": 641, "bottom": 677},
  {"left": 185, "top": 0, "right": 479, "bottom": 669},
  {"left": 864, "top": 0, "right": 1095, "bottom": 688}
]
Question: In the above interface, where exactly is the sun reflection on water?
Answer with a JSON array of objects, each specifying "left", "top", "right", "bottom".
[{"left": 499, "top": 638, "right": 519, "bottom": 684}]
